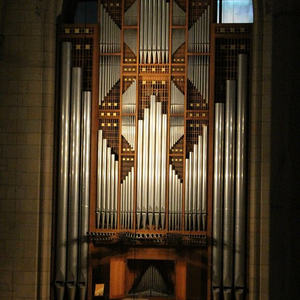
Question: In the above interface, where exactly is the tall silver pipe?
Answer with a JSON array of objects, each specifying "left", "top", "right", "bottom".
[
  {"left": 152, "top": 0, "right": 157, "bottom": 63},
  {"left": 188, "top": 152, "right": 193, "bottom": 230},
  {"left": 212, "top": 103, "right": 225, "bottom": 289},
  {"left": 154, "top": 101, "right": 162, "bottom": 228},
  {"left": 114, "top": 161, "right": 118, "bottom": 229},
  {"left": 161, "top": 114, "right": 167, "bottom": 228},
  {"left": 147, "top": 0, "right": 153, "bottom": 63},
  {"left": 172, "top": 170, "right": 177, "bottom": 229},
  {"left": 131, "top": 166, "right": 135, "bottom": 229},
  {"left": 168, "top": 165, "right": 173, "bottom": 230},
  {"left": 55, "top": 42, "right": 71, "bottom": 299},
  {"left": 184, "top": 157, "right": 189, "bottom": 230},
  {"left": 67, "top": 67, "right": 82, "bottom": 300},
  {"left": 157, "top": 0, "right": 162, "bottom": 63},
  {"left": 148, "top": 96, "right": 156, "bottom": 227},
  {"left": 206, "top": 6, "right": 210, "bottom": 52},
  {"left": 165, "top": 1, "right": 169, "bottom": 63},
  {"left": 234, "top": 54, "right": 247, "bottom": 290},
  {"left": 101, "top": 139, "right": 107, "bottom": 228},
  {"left": 197, "top": 135, "right": 203, "bottom": 231},
  {"left": 223, "top": 80, "right": 236, "bottom": 290},
  {"left": 192, "top": 144, "right": 198, "bottom": 229},
  {"left": 78, "top": 91, "right": 91, "bottom": 299},
  {"left": 111, "top": 154, "right": 115, "bottom": 228},
  {"left": 137, "top": 119, "right": 143, "bottom": 229},
  {"left": 202, "top": 124, "right": 208, "bottom": 229},
  {"left": 140, "top": 0, "right": 144, "bottom": 62},
  {"left": 106, "top": 147, "right": 111, "bottom": 228},
  {"left": 142, "top": 108, "right": 149, "bottom": 228},
  {"left": 161, "top": 0, "right": 166, "bottom": 63},
  {"left": 96, "top": 130, "right": 103, "bottom": 228},
  {"left": 143, "top": 0, "right": 148, "bottom": 63}
]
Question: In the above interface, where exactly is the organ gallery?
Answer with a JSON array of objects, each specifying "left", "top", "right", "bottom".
[{"left": 54, "top": 1, "right": 252, "bottom": 299}]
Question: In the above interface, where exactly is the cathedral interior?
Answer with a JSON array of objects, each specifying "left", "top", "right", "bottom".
[{"left": 0, "top": 0, "right": 299, "bottom": 300}]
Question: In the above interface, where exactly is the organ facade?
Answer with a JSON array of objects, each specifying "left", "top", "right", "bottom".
[{"left": 54, "top": 1, "right": 252, "bottom": 299}]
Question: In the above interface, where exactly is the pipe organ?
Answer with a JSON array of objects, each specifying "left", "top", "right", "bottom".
[{"left": 54, "top": 2, "right": 252, "bottom": 300}]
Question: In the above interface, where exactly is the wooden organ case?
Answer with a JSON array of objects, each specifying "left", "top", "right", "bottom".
[{"left": 55, "top": 1, "right": 252, "bottom": 300}]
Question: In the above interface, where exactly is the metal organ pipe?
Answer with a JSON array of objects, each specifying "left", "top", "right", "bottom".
[
  {"left": 212, "top": 103, "right": 225, "bottom": 297},
  {"left": 223, "top": 80, "right": 236, "bottom": 295},
  {"left": 55, "top": 42, "right": 71, "bottom": 300},
  {"left": 234, "top": 54, "right": 248, "bottom": 294},
  {"left": 136, "top": 97, "right": 167, "bottom": 229},
  {"left": 96, "top": 131, "right": 119, "bottom": 229},
  {"left": 184, "top": 127, "right": 208, "bottom": 231},
  {"left": 78, "top": 91, "right": 91, "bottom": 300},
  {"left": 188, "top": 56, "right": 209, "bottom": 103},
  {"left": 99, "top": 56, "right": 120, "bottom": 105},
  {"left": 188, "top": 5, "right": 210, "bottom": 53},
  {"left": 139, "top": 0, "right": 169, "bottom": 64},
  {"left": 99, "top": 3, "right": 120, "bottom": 53},
  {"left": 202, "top": 124, "right": 208, "bottom": 229},
  {"left": 67, "top": 67, "right": 82, "bottom": 300}
]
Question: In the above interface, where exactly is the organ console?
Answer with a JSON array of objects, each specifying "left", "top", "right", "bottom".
[{"left": 54, "top": 1, "right": 252, "bottom": 300}]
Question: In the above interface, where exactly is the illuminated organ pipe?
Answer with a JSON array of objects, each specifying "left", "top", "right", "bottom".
[
  {"left": 188, "top": 55, "right": 209, "bottom": 103},
  {"left": 223, "top": 80, "right": 236, "bottom": 297},
  {"left": 96, "top": 130, "right": 119, "bottom": 229},
  {"left": 171, "top": 81, "right": 184, "bottom": 114},
  {"left": 188, "top": 5, "right": 210, "bottom": 52},
  {"left": 172, "top": 0, "right": 185, "bottom": 25},
  {"left": 168, "top": 166, "right": 182, "bottom": 230},
  {"left": 122, "top": 116, "right": 135, "bottom": 150},
  {"left": 184, "top": 124, "right": 208, "bottom": 231},
  {"left": 99, "top": 3, "right": 120, "bottom": 53},
  {"left": 136, "top": 96, "right": 167, "bottom": 229},
  {"left": 212, "top": 103, "right": 225, "bottom": 299},
  {"left": 55, "top": 42, "right": 71, "bottom": 300},
  {"left": 170, "top": 116, "right": 184, "bottom": 149},
  {"left": 121, "top": 167, "right": 134, "bottom": 229},
  {"left": 122, "top": 80, "right": 136, "bottom": 114},
  {"left": 212, "top": 54, "right": 248, "bottom": 299},
  {"left": 78, "top": 91, "right": 91, "bottom": 300},
  {"left": 99, "top": 56, "right": 120, "bottom": 104},
  {"left": 67, "top": 67, "right": 82, "bottom": 300},
  {"left": 139, "top": 0, "right": 169, "bottom": 64},
  {"left": 234, "top": 54, "right": 248, "bottom": 297}
]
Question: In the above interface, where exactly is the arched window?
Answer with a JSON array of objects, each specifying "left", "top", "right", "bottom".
[{"left": 217, "top": 0, "right": 253, "bottom": 23}]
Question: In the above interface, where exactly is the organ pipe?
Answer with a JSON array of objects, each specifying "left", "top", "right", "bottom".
[
  {"left": 139, "top": 0, "right": 169, "bottom": 64},
  {"left": 171, "top": 81, "right": 184, "bottom": 114},
  {"left": 212, "top": 103, "right": 225, "bottom": 293},
  {"left": 55, "top": 41, "right": 71, "bottom": 300},
  {"left": 99, "top": 3, "right": 120, "bottom": 53},
  {"left": 96, "top": 131, "right": 119, "bottom": 229},
  {"left": 99, "top": 56, "right": 120, "bottom": 104},
  {"left": 234, "top": 54, "right": 248, "bottom": 292},
  {"left": 188, "top": 56, "right": 210, "bottom": 103},
  {"left": 137, "top": 96, "right": 167, "bottom": 229},
  {"left": 223, "top": 80, "right": 236, "bottom": 293},
  {"left": 202, "top": 125, "right": 208, "bottom": 229},
  {"left": 78, "top": 91, "right": 91, "bottom": 300},
  {"left": 67, "top": 67, "right": 82, "bottom": 300},
  {"left": 121, "top": 167, "right": 134, "bottom": 229},
  {"left": 184, "top": 128, "right": 208, "bottom": 231},
  {"left": 136, "top": 119, "right": 143, "bottom": 229},
  {"left": 122, "top": 80, "right": 136, "bottom": 114},
  {"left": 188, "top": 6, "right": 210, "bottom": 53}
]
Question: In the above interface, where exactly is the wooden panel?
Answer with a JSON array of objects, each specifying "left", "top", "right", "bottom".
[
  {"left": 110, "top": 257, "right": 126, "bottom": 298},
  {"left": 176, "top": 260, "right": 187, "bottom": 300}
]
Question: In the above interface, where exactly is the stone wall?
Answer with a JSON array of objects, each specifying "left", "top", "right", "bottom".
[{"left": 0, "top": 1, "right": 58, "bottom": 299}]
